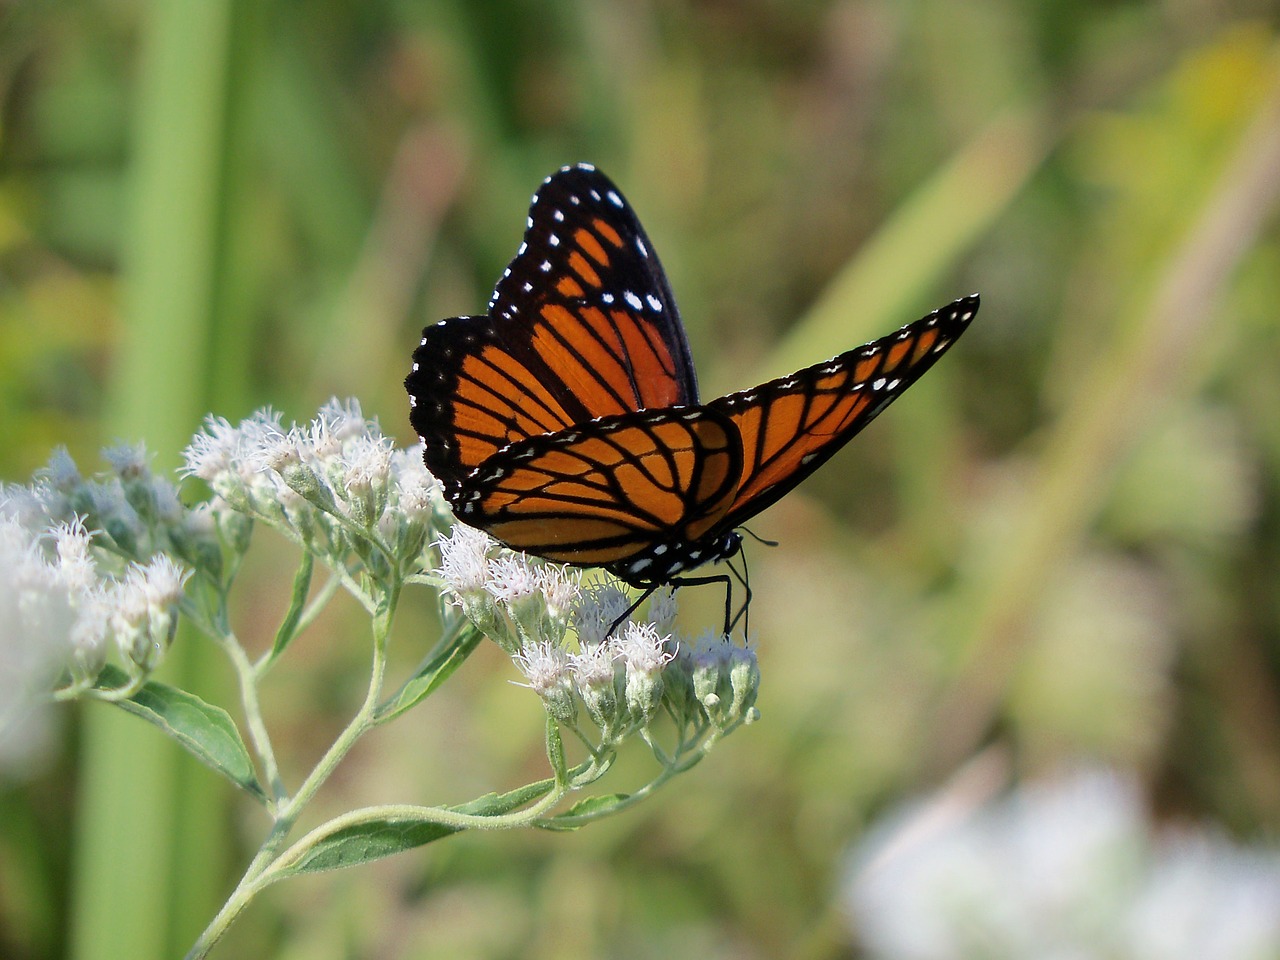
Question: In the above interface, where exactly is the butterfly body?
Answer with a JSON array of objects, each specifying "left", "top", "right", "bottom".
[{"left": 407, "top": 163, "right": 978, "bottom": 587}]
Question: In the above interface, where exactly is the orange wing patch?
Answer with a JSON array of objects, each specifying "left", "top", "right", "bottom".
[{"left": 461, "top": 413, "right": 743, "bottom": 566}]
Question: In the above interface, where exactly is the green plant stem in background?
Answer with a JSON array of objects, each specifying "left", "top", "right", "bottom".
[
  {"left": 931, "top": 42, "right": 1280, "bottom": 768},
  {"left": 765, "top": 106, "right": 1049, "bottom": 379},
  {"left": 69, "top": 2, "right": 235, "bottom": 959}
]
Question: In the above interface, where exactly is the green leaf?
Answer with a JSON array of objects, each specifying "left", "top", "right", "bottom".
[
  {"left": 539, "top": 793, "right": 630, "bottom": 831},
  {"left": 373, "top": 623, "right": 482, "bottom": 723},
  {"left": 277, "top": 779, "right": 557, "bottom": 876},
  {"left": 96, "top": 664, "right": 266, "bottom": 803},
  {"left": 263, "top": 553, "right": 313, "bottom": 668},
  {"left": 546, "top": 715, "right": 568, "bottom": 784}
]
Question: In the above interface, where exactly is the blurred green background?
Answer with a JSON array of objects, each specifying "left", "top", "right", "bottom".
[{"left": 3, "top": 1, "right": 1280, "bottom": 957}]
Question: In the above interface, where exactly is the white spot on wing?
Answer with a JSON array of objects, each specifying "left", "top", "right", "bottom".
[
  {"left": 607, "top": 190, "right": 623, "bottom": 207},
  {"left": 624, "top": 291, "right": 643, "bottom": 309},
  {"left": 646, "top": 294, "right": 662, "bottom": 311}
]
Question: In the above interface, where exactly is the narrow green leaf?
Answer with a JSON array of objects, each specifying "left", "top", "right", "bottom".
[
  {"left": 539, "top": 793, "right": 630, "bottom": 831},
  {"left": 278, "top": 779, "right": 557, "bottom": 876},
  {"left": 263, "top": 553, "right": 313, "bottom": 668},
  {"left": 96, "top": 665, "right": 266, "bottom": 803},
  {"left": 373, "top": 623, "right": 482, "bottom": 723}
]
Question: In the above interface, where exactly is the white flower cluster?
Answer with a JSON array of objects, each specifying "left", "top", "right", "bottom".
[
  {"left": 437, "top": 526, "right": 759, "bottom": 738},
  {"left": 182, "top": 399, "right": 444, "bottom": 577},
  {"left": 845, "top": 766, "right": 1280, "bottom": 959},
  {"left": 0, "top": 501, "right": 190, "bottom": 773}
]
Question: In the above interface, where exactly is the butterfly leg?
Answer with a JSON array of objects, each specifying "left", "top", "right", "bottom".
[
  {"left": 654, "top": 573, "right": 736, "bottom": 635},
  {"left": 607, "top": 584, "right": 659, "bottom": 639}
]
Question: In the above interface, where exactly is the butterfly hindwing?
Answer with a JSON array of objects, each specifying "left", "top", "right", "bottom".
[
  {"left": 710, "top": 295, "right": 978, "bottom": 528},
  {"left": 453, "top": 407, "right": 742, "bottom": 567},
  {"left": 407, "top": 163, "right": 698, "bottom": 494}
]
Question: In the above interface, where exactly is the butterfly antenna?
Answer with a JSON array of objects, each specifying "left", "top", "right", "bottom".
[{"left": 740, "top": 525, "right": 778, "bottom": 548}]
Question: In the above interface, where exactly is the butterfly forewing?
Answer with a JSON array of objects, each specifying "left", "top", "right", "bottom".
[
  {"left": 407, "top": 164, "right": 699, "bottom": 494},
  {"left": 709, "top": 295, "right": 978, "bottom": 529},
  {"left": 489, "top": 163, "right": 698, "bottom": 413},
  {"left": 454, "top": 409, "right": 742, "bottom": 567}
]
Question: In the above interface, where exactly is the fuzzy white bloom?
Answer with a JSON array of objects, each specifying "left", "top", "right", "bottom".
[
  {"left": 844, "top": 766, "right": 1280, "bottom": 960},
  {"left": 136, "top": 554, "right": 192, "bottom": 609},
  {"left": 303, "top": 416, "right": 344, "bottom": 465},
  {"left": 102, "top": 441, "right": 151, "bottom": 481},
  {"left": 616, "top": 621, "right": 674, "bottom": 677},
  {"left": 513, "top": 639, "right": 572, "bottom": 694},
  {"left": 573, "top": 583, "right": 633, "bottom": 647},
  {"left": 0, "top": 514, "right": 75, "bottom": 774},
  {"left": 182, "top": 415, "right": 241, "bottom": 483},
  {"left": 572, "top": 639, "right": 617, "bottom": 689},
  {"left": 536, "top": 565, "right": 581, "bottom": 617},
  {"left": 513, "top": 639, "right": 577, "bottom": 724},
  {"left": 340, "top": 434, "right": 393, "bottom": 499},
  {"left": 647, "top": 586, "right": 678, "bottom": 631},
  {"left": 484, "top": 554, "right": 540, "bottom": 605},
  {"left": 390, "top": 446, "right": 440, "bottom": 522},
  {"left": 254, "top": 425, "right": 307, "bottom": 474},
  {"left": 183, "top": 410, "right": 287, "bottom": 505},
  {"left": 437, "top": 525, "right": 494, "bottom": 598},
  {"left": 39, "top": 447, "right": 81, "bottom": 490},
  {"left": 316, "top": 397, "right": 373, "bottom": 444},
  {"left": 50, "top": 518, "right": 98, "bottom": 595}
]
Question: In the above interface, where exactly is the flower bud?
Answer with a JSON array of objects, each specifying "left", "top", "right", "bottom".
[
  {"left": 514, "top": 641, "right": 577, "bottom": 725},
  {"left": 618, "top": 622, "right": 674, "bottom": 727},
  {"left": 691, "top": 633, "right": 731, "bottom": 722},
  {"left": 572, "top": 641, "right": 620, "bottom": 731},
  {"left": 726, "top": 644, "right": 761, "bottom": 723}
]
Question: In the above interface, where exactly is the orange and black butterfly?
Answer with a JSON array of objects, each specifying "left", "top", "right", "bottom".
[{"left": 407, "top": 163, "right": 976, "bottom": 598}]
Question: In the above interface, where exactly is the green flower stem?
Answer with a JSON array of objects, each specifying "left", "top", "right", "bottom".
[
  {"left": 185, "top": 582, "right": 398, "bottom": 959},
  {"left": 219, "top": 633, "right": 286, "bottom": 805}
]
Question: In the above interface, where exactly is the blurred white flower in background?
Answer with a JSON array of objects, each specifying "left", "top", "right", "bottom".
[{"left": 844, "top": 761, "right": 1280, "bottom": 960}]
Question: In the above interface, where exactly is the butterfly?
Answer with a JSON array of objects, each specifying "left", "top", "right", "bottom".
[{"left": 407, "top": 163, "right": 977, "bottom": 612}]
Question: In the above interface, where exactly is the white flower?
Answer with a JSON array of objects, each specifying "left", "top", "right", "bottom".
[
  {"left": 513, "top": 639, "right": 572, "bottom": 694},
  {"left": 38, "top": 447, "right": 81, "bottom": 490},
  {"left": 390, "top": 446, "right": 440, "bottom": 522},
  {"left": 182, "top": 415, "right": 241, "bottom": 483},
  {"left": 512, "top": 639, "right": 577, "bottom": 724},
  {"left": 49, "top": 517, "right": 98, "bottom": 595},
  {"left": 536, "top": 565, "right": 580, "bottom": 617},
  {"left": 616, "top": 621, "right": 674, "bottom": 677},
  {"left": 572, "top": 639, "right": 617, "bottom": 689},
  {"left": 647, "top": 586, "right": 678, "bottom": 631},
  {"left": 843, "top": 766, "right": 1280, "bottom": 960},
  {"left": 437, "top": 525, "right": 494, "bottom": 598},
  {"left": 484, "top": 554, "right": 540, "bottom": 605},
  {"left": 340, "top": 434, "right": 393, "bottom": 500},
  {"left": 316, "top": 397, "right": 373, "bottom": 444},
  {"left": 0, "top": 516, "right": 75, "bottom": 775},
  {"left": 573, "top": 583, "right": 633, "bottom": 647},
  {"left": 102, "top": 441, "right": 151, "bottom": 481}
]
